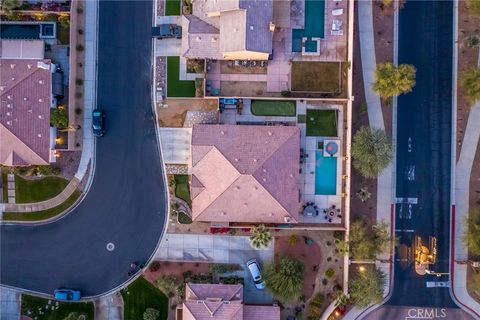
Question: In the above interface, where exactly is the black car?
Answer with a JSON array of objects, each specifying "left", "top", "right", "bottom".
[
  {"left": 152, "top": 24, "right": 182, "bottom": 39},
  {"left": 92, "top": 110, "right": 105, "bottom": 137}
]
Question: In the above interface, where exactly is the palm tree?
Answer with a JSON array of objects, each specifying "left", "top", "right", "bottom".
[
  {"left": 0, "top": 0, "right": 21, "bottom": 13},
  {"left": 349, "top": 267, "right": 386, "bottom": 308},
  {"left": 356, "top": 187, "right": 371, "bottom": 202},
  {"left": 262, "top": 256, "right": 304, "bottom": 302},
  {"left": 463, "top": 207, "right": 480, "bottom": 255},
  {"left": 249, "top": 225, "right": 273, "bottom": 249},
  {"left": 461, "top": 67, "right": 480, "bottom": 104},
  {"left": 372, "top": 62, "right": 416, "bottom": 98},
  {"left": 352, "top": 127, "right": 392, "bottom": 178}
]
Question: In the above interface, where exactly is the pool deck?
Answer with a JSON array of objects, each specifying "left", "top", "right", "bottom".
[{"left": 298, "top": 103, "right": 343, "bottom": 224}]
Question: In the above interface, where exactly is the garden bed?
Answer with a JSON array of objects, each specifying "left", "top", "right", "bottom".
[
  {"left": 21, "top": 294, "right": 94, "bottom": 320},
  {"left": 306, "top": 109, "right": 338, "bottom": 137},
  {"left": 167, "top": 57, "right": 195, "bottom": 98},
  {"left": 165, "top": 0, "right": 181, "bottom": 15},
  {"left": 174, "top": 175, "right": 191, "bottom": 206},
  {"left": 251, "top": 100, "right": 296, "bottom": 116}
]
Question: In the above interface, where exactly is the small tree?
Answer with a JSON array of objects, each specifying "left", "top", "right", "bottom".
[
  {"left": 143, "top": 308, "right": 160, "bottom": 320},
  {"left": 356, "top": 187, "right": 371, "bottom": 202},
  {"left": 288, "top": 234, "right": 298, "bottom": 246},
  {"left": 463, "top": 207, "right": 480, "bottom": 255},
  {"left": 249, "top": 225, "right": 273, "bottom": 249},
  {"left": 155, "top": 275, "right": 179, "bottom": 296},
  {"left": 263, "top": 256, "right": 305, "bottom": 302},
  {"left": 307, "top": 293, "right": 325, "bottom": 319},
  {"left": 461, "top": 67, "right": 480, "bottom": 104},
  {"left": 0, "top": 0, "right": 21, "bottom": 13},
  {"left": 372, "top": 62, "right": 416, "bottom": 98},
  {"left": 349, "top": 267, "right": 386, "bottom": 308},
  {"left": 51, "top": 106, "right": 68, "bottom": 129},
  {"left": 466, "top": 0, "right": 480, "bottom": 16},
  {"left": 352, "top": 127, "right": 392, "bottom": 178}
]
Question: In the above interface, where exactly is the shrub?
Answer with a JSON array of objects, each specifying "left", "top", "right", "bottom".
[
  {"left": 288, "top": 234, "right": 298, "bottom": 246},
  {"left": 77, "top": 28, "right": 84, "bottom": 35},
  {"left": 155, "top": 275, "right": 179, "bottom": 296},
  {"left": 143, "top": 308, "right": 160, "bottom": 320},
  {"left": 461, "top": 67, "right": 480, "bottom": 104},
  {"left": 372, "top": 62, "right": 416, "bottom": 98},
  {"left": 307, "top": 293, "right": 325, "bottom": 319},
  {"left": 263, "top": 256, "right": 305, "bottom": 302},
  {"left": 76, "top": 44, "right": 84, "bottom": 51},
  {"left": 466, "top": 35, "right": 480, "bottom": 48},
  {"left": 352, "top": 127, "right": 392, "bottom": 178},
  {"left": 76, "top": 78, "right": 84, "bottom": 86},
  {"left": 75, "top": 107, "right": 82, "bottom": 115},
  {"left": 149, "top": 261, "right": 161, "bottom": 272},
  {"left": 58, "top": 14, "right": 70, "bottom": 28},
  {"left": 466, "top": 0, "right": 480, "bottom": 16},
  {"left": 281, "top": 90, "right": 292, "bottom": 97},
  {"left": 463, "top": 207, "right": 480, "bottom": 255},
  {"left": 209, "top": 264, "right": 238, "bottom": 274},
  {"left": 76, "top": 7, "right": 84, "bottom": 14},
  {"left": 75, "top": 91, "right": 83, "bottom": 99},
  {"left": 325, "top": 268, "right": 335, "bottom": 278},
  {"left": 50, "top": 106, "right": 68, "bottom": 129},
  {"left": 356, "top": 187, "right": 371, "bottom": 202},
  {"left": 182, "top": 270, "right": 193, "bottom": 280},
  {"left": 219, "top": 277, "right": 244, "bottom": 285},
  {"left": 228, "top": 228, "right": 237, "bottom": 235}
]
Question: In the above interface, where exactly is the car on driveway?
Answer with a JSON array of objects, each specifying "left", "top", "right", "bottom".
[
  {"left": 54, "top": 289, "right": 81, "bottom": 301},
  {"left": 246, "top": 259, "right": 266, "bottom": 290},
  {"left": 92, "top": 110, "right": 105, "bottom": 137},
  {"left": 153, "top": 24, "right": 182, "bottom": 39}
]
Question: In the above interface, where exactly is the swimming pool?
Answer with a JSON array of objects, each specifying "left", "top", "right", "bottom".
[
  {"left": 315, "top": 151, "right": 337, "bottom": 195},
  {"left": 292, "top": 0, "right": 325, "bottom": 52}
]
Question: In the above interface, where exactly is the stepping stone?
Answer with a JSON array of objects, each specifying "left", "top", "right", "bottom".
[
  {"left": 7, "top": 190, "right": 15, "bottom": 197},
  {"left": 8, "top": 197, "right": 15, "bottom": 204},
  {"left": 7, "top": 174, "right": 14, "bottom": 182},
  {"left": 7, "top": 182, "right": 15, "bottom": 189}
]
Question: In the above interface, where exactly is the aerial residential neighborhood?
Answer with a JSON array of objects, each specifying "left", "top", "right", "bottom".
[{"left": 0, "top": 0, "right": 479, "bottom": 320}]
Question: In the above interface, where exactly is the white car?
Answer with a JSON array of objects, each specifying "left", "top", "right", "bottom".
[{"left": 246, "top": 259, "right": 266, "bottom": 290}]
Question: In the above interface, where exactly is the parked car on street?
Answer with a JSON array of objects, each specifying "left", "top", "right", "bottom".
[
  {"left": 54, "top": 289, "right": 81, "bottom": 301},
  {"left": 92, "top": 109, "right": 105, "bottom": 137},
  {"left": 246, "top": 259, "right": 266, "bottom": 290},
  {"left": 153, "top": 24, "right": 182, "bottom": 39}
]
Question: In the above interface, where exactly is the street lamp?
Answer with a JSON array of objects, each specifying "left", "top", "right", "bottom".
[{"left": 425, "top": 269, "right": 449, "bottom": 277}]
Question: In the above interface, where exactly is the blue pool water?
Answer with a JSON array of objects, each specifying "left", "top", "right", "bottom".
[
  {"left": 292, "top": 0, "right": 325, "bottom": 52},
  {"left": 315, "top": 151, "right": 337, "bottom": 195}
]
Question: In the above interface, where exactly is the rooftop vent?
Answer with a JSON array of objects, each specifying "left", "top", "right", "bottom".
[
  {"left": 37, "top": 134, "right": 42, "bottom": 138},
  {"left": 27, "top": 64, "right": 32, "bottom": 69},
  {"left": 10, "top": 64, "right": 15, "bottom": 69},
  {"left": 7, "top": 104, "right": 12, "bottom": 108},
  {"left": 0, "top": 86, "right": 4, "bottom": 91},
  {"left": 268, "top": 131, "right": 272, "bottom": 136},
  {"left": 39, "top": 80, "right": 44, "bottom": 84},
  {"left": 211, "top": 37, "right": 217, "bottom": 42},
  {"left": 23, "top": 97, "right": 28, "bottom": 101},
  {"left": 235, "top": 186, "right": 240, "bottom": 190},
  {"left": 38, "top": 115, "right": 44, "bottom": 119},
  {"left": 37, "top": 61, "right": 50, "bottom": 70},
  {"left": 196, "top": 36, "right": 202, "bottom": 42},
  {"left": 6, "top": 112, "right": 11, "bottom": 116},
  {"left": 7, "top": 95, "right": 12, "bottom": 99},
  {"left": 284, "top": 216, "right": 292, "bottom": 223},
  {"left": 250, "top": 25, "right": 254, "bottom": 31},
  {"left": 38, "top": 98, "right": 43, "bottom": 102},
  {"left": 233, "top": 28, "right": 238, "bottom": 32},
  {"left": 6, "top": 121, "right": 12, "bottom": 125}
]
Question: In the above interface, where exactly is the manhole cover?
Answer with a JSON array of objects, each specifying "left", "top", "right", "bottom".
[{"left": 106, "top": 243, "right": 115, "bottom": 251}]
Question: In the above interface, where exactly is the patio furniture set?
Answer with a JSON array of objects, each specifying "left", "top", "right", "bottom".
[
  {"left": 302, "top": 202, "right": 341, "bottom": 223},
  {"left": 231, "top": 60, "right": 268, "bottom": 68}
]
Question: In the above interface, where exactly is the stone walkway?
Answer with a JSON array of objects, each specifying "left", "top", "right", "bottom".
[{"left": 7, "top": 174, "right": 15, "bottom": 204}]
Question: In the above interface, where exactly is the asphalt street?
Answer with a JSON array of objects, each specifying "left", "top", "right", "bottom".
[
  {"left": 365, "top": 1, "right": 475, "bottom": 319},
  {"left": 0, "top": 1, "right": 167, "bottom": 297}
]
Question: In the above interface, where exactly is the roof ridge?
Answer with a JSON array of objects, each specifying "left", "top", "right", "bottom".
[
  {"left": 202, "top": 300, "right": 223, "bottom": 316},
  {"left": 0, "top": 60, "right": 48, "bottom": 97},
  {"left": 0, "top": 123, "right": 48, "bottom": 165},
  {"left": 226, "top": 285, "right": 243, "bottom": 301}
]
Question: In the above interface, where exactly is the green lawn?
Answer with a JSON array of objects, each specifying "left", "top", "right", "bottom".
[
  {"left": 2, "top": 190, "right": 81, "bottom": 221},
  {"left": 306, "top": 110, "right": 338, "bottom": 137},
  {"left": 178, "top": 211, "right": 192, "bottom": 224},
  {"left": 291, "top": 62, "right": 341, "bottom": 93},
  {"left": 15, "top": 175, "right": 69, "bottom": 203},
  {"left": 174, "top": 175, "right": 191, "bottom": 206},
  {"left": 21, "top": 294, "right": 94, "bottom": 320},
  {"left": 297, "top": 114, "right": 306, "bottom": 123},
  {"left": 57, "top": 24, "right": 70, "bottom": 45},
  {"left": 123, "top": 277, "right": 169, "bottom": 320},
  {"left": 251, "top": 100, "right": 296, "bottom": 116},
  {"left": 165, "top": 0, "right": 181, "bottom": 15},
  {"left": 167, "top": 56, "right": 195, "bottom": 98}
]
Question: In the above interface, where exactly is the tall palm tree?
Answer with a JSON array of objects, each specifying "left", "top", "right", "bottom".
[
  {"left": 249, "top": 225, "right": 273, "bottom": 249},
  {"left": 352, "top": 126, "right": 392, "bottom": 179}
]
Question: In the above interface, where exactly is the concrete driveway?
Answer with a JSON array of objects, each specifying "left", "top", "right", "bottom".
[
  {"left": 155, "top": 234, "right": 274, "bottom": 303},
  {"left": 0, "top": 287, "right": 20, "bottom": 320}
]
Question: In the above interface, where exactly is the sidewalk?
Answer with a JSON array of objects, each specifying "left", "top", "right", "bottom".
[
  {"left": 0, "top": 286, "right": 21, "bottom": 320},
  {"left": 0, "top": 0, "right": 98, "bottom": 217},
  {"left": 94, "top": 292, "right": 124, "bottom": 320}
]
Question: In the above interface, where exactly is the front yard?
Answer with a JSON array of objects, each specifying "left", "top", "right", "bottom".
[
  {"left": 174, "top": 175, "right": 191, "bottom": 206},
  {"left": 122, "top": 276, "right": 169, "bottom": 320},
  {"left": 15, "top": 175, "right": 69, "bottom": 203},
  {"left": 21, "top": 294, "right": 94, "bottom": 320},
  {"left": 251, "top": 100, "right": 296, "bottom": 116},
  {"left": 167, "top": 57, "right": 196, "bottom": 98},
  {"left": 306, "top": 109, "right": 338, "bottom": 137},
  {"left": 165, "top": 0, "right": 181, "bottom": 15},
  {"left": 291, "top": 62, "right": 341, "bottom": 93}
]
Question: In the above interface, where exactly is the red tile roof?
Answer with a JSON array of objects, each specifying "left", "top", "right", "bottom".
[
  {"left": 0, "top": 58, "right": 52, "bottom": 165},
  {"left": 191, "top": 124, "right": 300, "bottom": 223}
]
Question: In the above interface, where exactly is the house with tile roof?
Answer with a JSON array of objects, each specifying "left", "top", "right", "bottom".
[
  {"left": 190, "top": 124, "right": 300, "bottom": 224},
  {"left": 0, "top": 39, "right": 56, "bottom": 166},
  {"left": 181, "top": 0, "right": 274, "bottom": 60},
  {"left": 179, "top": 283, "right": 279, "bottom": 320}
]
